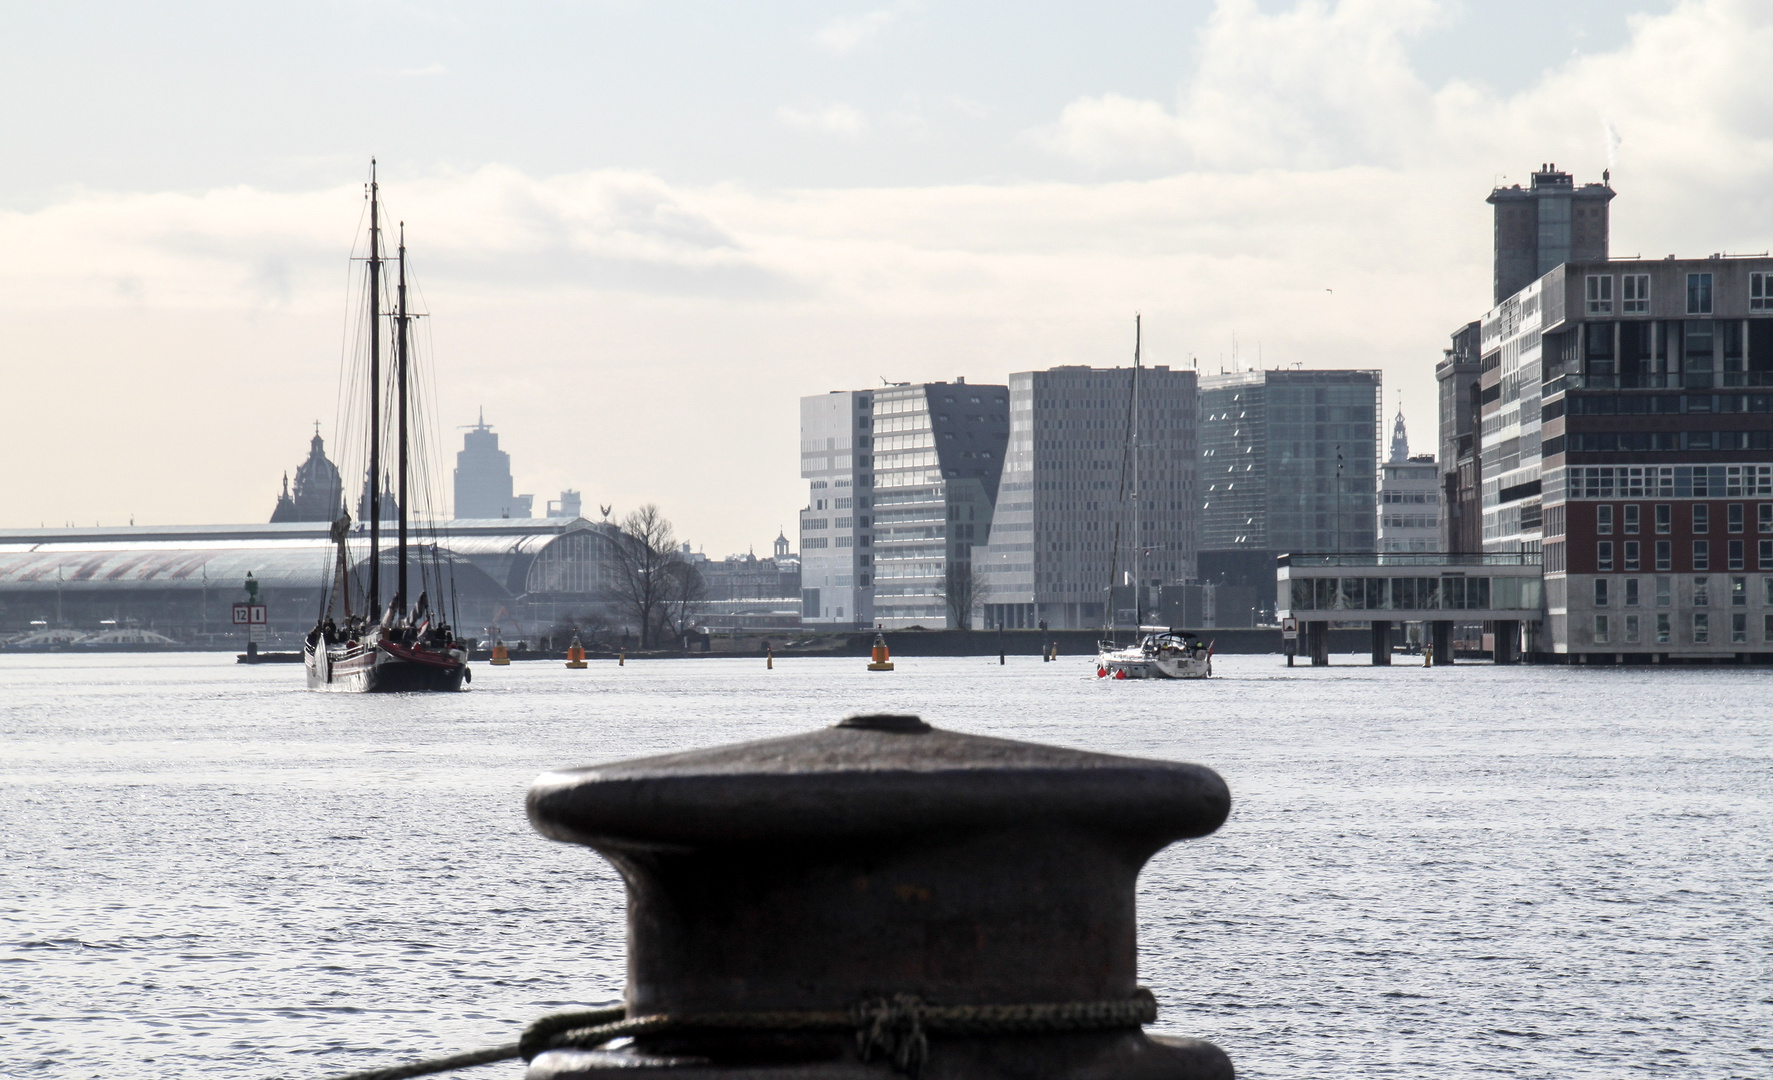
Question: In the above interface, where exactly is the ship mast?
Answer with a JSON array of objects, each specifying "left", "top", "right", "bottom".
[
  {"left": 396, "top": 222, "right": 409, "bottom": 620},
  {"left": 367, "top": 160, "right": 382, "bottom": 619},
  {"left": 1132, "top": 313, "right": 1142, "bottom": 628}
]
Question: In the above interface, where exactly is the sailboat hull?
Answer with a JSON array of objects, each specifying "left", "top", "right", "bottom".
[{"left": 305, "top": 634, "right": 469, "bottom": 693}]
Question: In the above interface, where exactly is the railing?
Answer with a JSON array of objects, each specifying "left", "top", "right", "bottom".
[{"left": 1277, "top": 552, "right": 1542, "bottom": 569}]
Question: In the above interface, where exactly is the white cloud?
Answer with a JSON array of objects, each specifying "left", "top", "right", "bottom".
[
  {"left": 813, "top": 7, "right": 903, "bottom": 55},
  {"left": 8, "top": 0, "right": 1773, "bottom": 554},
  {"left": 776, "top": 103, "right": 870, "bottom": 139}
]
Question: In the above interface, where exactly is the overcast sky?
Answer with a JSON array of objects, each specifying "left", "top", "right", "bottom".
[{"left": 10, "top": 0, "right": 1769, "bottom": 555}]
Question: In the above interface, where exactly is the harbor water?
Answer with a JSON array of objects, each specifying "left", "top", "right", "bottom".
[{"left": 1, "top": 653, "right": 1767, "bottom": 1078}]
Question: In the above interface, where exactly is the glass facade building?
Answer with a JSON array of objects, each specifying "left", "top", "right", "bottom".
[{"left": 1197, "top": 369, "right": 1383, "bottom": 599}]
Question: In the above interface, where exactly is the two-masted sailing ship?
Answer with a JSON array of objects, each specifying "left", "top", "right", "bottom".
[{"left": 304, "top": 163, "right": 470, "bottom": 692}]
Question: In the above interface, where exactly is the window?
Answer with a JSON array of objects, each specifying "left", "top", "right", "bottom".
[
  {"left": 1597, "top": 541, "right": 1614, "bottom": 571},
  {"left": 1753, "top": 271, "right": 1773, "bottom": 312},
  {"left": 1729, "top": 539, "right": 1745, "bottom": 570},
  {"left": 1597, "top": 505, "right": 1614, "bottom": 534},
  {"left": 1625, "top": 614, "right": 1641, "bottom": 643},
  {"left": 1625, "top": 578, "right": 1640, "bottom": 606},
  {"left": 1586, "top": 275, "right": 1613, "bottom": 315},
  {"left": 1656, "top": 540, "right": 1672, "bottom": 570},
  {"left": 1656, "top": 504, "right": 1671, "bottom": 533},
  {"left": 1762, "top": 539, "right": 1773, "bottom": 570},
  {"left": 1694, "top": 577, "right": 1710, "bottom": 606},
  {"left": 1593, "top": 614, "right": 1610, "bottom": 643},
  {"left": 1594, "top": 578, "right": 1609, "bottom": 606},
  {"left": 1694, "top": 540, "right": 1710, "bottom": 570},
  {"left": 1766, "top": 576, "right": 1773, "bottom": 605},
  {"left": 1688, "top": 272, "right": 1713, "bottom": 314},
  {"left": 1624, "top": 541, "right": 1640, "bottom": 571},
  {"left": 1761, "top": 504, "right": 1773, "bottom": 533},
  {"left": 1765, "top": 614, "right": 1773, "bottom": 643},
  {"left": 1624, "top": 505, "right": 1640, "bottom": 534},
  {"left": 1733, "top": 576, "right": 1748, "bottom": 606},
  {"left": 1657, "top": 612, "right": 1672, "bottom": 644},
  {"left": 1623, "top": 274, "right": 1650, "bottom": 314},
  {"left": 835, "top": 497, "right": 853, "bottom": 509},
  {"left": 1728, "top": 504, "right": 1744, "bottom": 533},
  {"left": 1693, "top": 612, "right": 1710, "bottom": 643},
  {"left": 1657, "top": 576, "right": 1672, "bottom": 607},
  {"left": 1693, "top": 504, "right": 1709, "bottom": 533}
]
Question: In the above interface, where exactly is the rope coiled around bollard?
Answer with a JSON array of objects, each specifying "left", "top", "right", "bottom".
[{"left": 313, "top": 988, "right": 1157, "bottom": 1080}]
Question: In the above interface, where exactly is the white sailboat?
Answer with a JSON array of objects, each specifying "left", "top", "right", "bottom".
[{"left": 1096, "top": 316, "right": 1212, "bottom": 680}]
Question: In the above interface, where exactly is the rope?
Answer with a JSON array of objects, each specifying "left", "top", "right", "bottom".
[{"left": 308, "top": 989, "right": 1156, "bottom": 1080}]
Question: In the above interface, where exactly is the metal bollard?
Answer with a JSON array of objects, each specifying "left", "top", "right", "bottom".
[{"left": 525, "top": 714, "right": 1235, "bottom": 1079}]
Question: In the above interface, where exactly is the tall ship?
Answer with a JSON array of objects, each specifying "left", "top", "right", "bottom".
[
  {"left": 305, "top": 162, "right": 470, "bottom": 692},
  {"left": 1096, "top": 316, "right": 1212, "bottom": 680}
]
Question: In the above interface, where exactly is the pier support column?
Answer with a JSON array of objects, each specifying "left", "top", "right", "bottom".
[
  {"left": 1493, "top": 620, "right": 1521, "bottom": 665},
  {"left": 1308, "top": 620, "right": 1330, "bottom": 666},
  {"left": 1370, "top": 620, "right": 1392, "bottom": 665},
  {"left": 1430, "top": 620, "right": 1454, "bottom": 666}
]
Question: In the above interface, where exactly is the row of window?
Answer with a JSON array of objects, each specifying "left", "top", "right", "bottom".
[
  {"left": 1557, "top": 430, "right": 1773, "bottom": 453},
  {"left": 1592, "top": 611, "right": 1765, "bottom": 645},
  {"left": 1594, "top": 502, "right": 1771, "bottom": 534},
  {"left": 1595, "top": 538, "right": 1772, "bottom": 571},
  {"left": 1584, "top": 271, "right": 1771, "bottom": 316},
  {"left": 1567, "top": 465, "right": 1773, "bottom": 499},
  {"left": 1559, "top": 393, "right": 1773, "bottom": 417},
  {"left": 1593, "top": 575, "right": 1768, "bottom": 607}
]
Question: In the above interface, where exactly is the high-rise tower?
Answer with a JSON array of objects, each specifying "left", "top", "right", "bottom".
[
  {"left": 1487, "top": 164, "right": 1614, "bottom": 305},
  {"left": 453, "top": 410, "right": 533, "bottom": 519}
]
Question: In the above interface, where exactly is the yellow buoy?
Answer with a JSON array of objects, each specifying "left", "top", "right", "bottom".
[
  {"left": 619, "top": 651, "right": 625, "bottom": 667},
  {"left": 489, "top": 638, "right": 510, "bottom": 666},
  {"left": 867, "top": 633, "right": 894, "bottom": 672},
  {"left": 767, "top": 646, "right": 774, "bottom": 670},
  {"left": 566, "top": 634, "right": 587, "bottom": 669}
]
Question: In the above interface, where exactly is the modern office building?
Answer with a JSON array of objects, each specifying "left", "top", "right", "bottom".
[
  {"left": 799, "top": 381, "right": 1010, "bottom": 629},
  {"left": 1197, "top": 369, "right": 1383, "bottom": 605},
  {"left": 1379, "top": 410, "right": 1439, "bottom": 553},
  {"left": 1485, "top": 253, "right": 1773, "bottom": 658},
  {"left": 453, "top": 411, "right": 533, "bottom": 519},
  {"left": 1487, "top": 164, "right": 1614, "bottom": 305},
  {"left": 976, "top": 364, "right": 1196, "bottom": 630},
  {"left": 1437, "top": 320, "right": 1484, "bottom": 552}
]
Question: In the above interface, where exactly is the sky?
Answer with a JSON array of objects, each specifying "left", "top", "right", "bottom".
[{"left": 8, "top": 0, "right": 1772, "bottom": 555}]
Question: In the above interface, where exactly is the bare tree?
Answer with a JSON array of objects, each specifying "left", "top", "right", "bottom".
[
  {"left": 664, "top": 558, "right": 709, "bottom": 642},
  {"left": 602, "top": 504, "right": 680, "bottom": 649},
  {"left": 942, "top": 561, "right": 992, "bottom": 630}
]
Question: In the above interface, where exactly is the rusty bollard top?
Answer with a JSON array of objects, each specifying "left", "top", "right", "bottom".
[{"left": 525, "top": 714, "right": 1233, "bottom": 1078}]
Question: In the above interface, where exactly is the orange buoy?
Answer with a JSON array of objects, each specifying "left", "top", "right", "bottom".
[
  {"left": 565, "top": 633, "right": 587, "bottom": 669},
  {"left": 490, "top": 638, "right": 510, "bottom": 666},
  {"left": 867, "top": 633, "right": 894, "bottom": 671}
]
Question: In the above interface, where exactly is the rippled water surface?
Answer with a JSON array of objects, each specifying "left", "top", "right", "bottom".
[{"left": 2, "top": 653, "right": 1768, "bottom": 1078}]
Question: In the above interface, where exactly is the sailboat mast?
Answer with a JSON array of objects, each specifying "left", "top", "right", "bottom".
[
  {"left": 396, "top": 223, "right": 409, "bottom": 620},
  {"left": 367, "top": 160, "right": 382, "bottom": 618},
  {"left": 1132, "top": 314, "right": 1142, "bottom": 627}
]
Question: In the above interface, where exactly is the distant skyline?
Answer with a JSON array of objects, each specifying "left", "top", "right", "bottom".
[{"left": 11, "top": 0, "right": 1771, "bottom": 557}]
